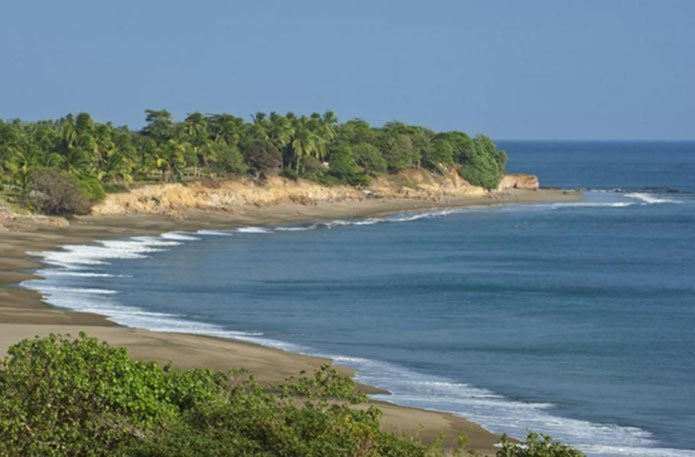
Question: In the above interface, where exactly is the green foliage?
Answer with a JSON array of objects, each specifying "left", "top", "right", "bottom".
[
  {"left": 241, "top": 139, "right": 282, "bottom": 177},
  {"left": 0, "top": 335, "right": 435, "bottom": 457},
  {"left": 352, "top": 143, "right": 388, "bottom": 175},
  {"left": 103, "top": 183, "right": 130, "bottom": 193},
  {"left": 496, "top": 432, "right": 585, "bottom": 457},
  {"left": 0, "top": 111, "right": 510, "bottom": 214},
  {"left": 380, "top": 122, "right": 422, "bottom": 172},
  {"left": 301, "top": 171, "right": 342, "bottom": 187},
  {"left": 424, "top": 136, "right": 455, "bottom": 169},
  {"left": 335, "top": 119, "right": 378, "bottom": 145},
  {"left": 141, "top": 109, "right": 175, "bottom": 142},
  {"left": 75, "top": 175, "right": 106, "bottom": 202},
  {"left": 0, "top": 333, "right": 225, "bottom": 456},
  {"left": 0, "top": 335, "right": 579, "bottom": 457},
  {"left": 279, "top": 168, "right": 300, "bottom": 181},
  {"left": 328, "top": 146, "right": 371, "bottom": 186},
  {"left": 212, "top": 142, "right": 247, "bottom": 175},
  {"left": 27, "top": 169, "right": 97, "bottom": 215},
  {"left": 457, "top": 135, "right": 507, "bottom": 190}
]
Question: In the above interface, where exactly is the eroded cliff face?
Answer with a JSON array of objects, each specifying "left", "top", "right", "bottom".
[
  {"left": 91, "top": 176, "right": 364, "bottom": 217},
  {"left": 90, "top": 170, "right": 540, "bottom": 217},
  {"left": 497, "top": 174, "right": 540, "bottom": 191},
  {"left": 369, "top": 169, "right": 488, "bottom": 199}
]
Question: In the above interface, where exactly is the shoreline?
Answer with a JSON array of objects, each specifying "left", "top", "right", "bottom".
[{"left": 0, "top": 188, "right": 581, "bottom": 455}]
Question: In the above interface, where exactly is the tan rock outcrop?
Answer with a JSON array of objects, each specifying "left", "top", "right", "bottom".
[
  {"left": 90, "top": 171, "right": 540, "bottom": 217},
  {"left": 497, "top": 174, "right": 540, "bottom": 191},
  {"left": 91, "top": 176, "right": 365, "bottom": 217}
]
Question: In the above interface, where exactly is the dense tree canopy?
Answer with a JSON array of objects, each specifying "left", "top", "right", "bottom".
[{"left": 0, "top": 110, "right": 509, "bottom": 213}]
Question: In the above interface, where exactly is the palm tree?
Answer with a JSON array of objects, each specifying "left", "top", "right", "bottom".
[
  {"left": 57, "top": 115, "right": 91, "bottom": 174},
  {"left": 245, "top": 112, "right": 269, "bottom": 142},
  {"left": 267, "top": 112, "right": 293, "bottom": 151},
  {"left": 142, "top": 109, "right": 175, "bottom": 142},
  {"left": 4, "top": 143, "right": 39, "bottom": 205},
  {"left": 209, "top": 114, "right": 244, "bottom": 146},
  {"left": 59, "top": 115, "right": 78, "bottom": 153},
  {"left": 156, "top": 139, "right": 186, "bottom": 182},
  {"left": 93, "top": 127, "right": 134, "bottom": 183},
  {"left": 182, "top": 112, "right": 211, "bottom": 174},
  {"left": 322, "top": 110, "right": 339, "bottom": 138},
  {"left": 290, "top": 116, "right": 329, "bottom": 173}
]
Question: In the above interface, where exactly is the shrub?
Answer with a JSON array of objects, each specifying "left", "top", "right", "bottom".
[
  {"left": 300, "top": 155, "right": 327, "bottom": 174},
  {"left": 213, "top": 143, "right": 247, "bottom": 175},
  {"left": 27, "top": 169, "right": 96, "bottom": 215},
  {"left": 241, "top": 139, "right": 281, "bottom": 178},
  {"left": 103, "top": 182, "right": 130, "bottom": 193},
  {"left": 0, "top": 334, "right": 582, "bottom": 457},
  {"left": 0, "top": 333, "right": 226, "bottom": 456},
  {"left": 76, "top": 175, "right": 107, "bottom": 202},
  {"left": 457, "top": 135, "right": 507, "bottom": 190},
  {"left": 381, "top": 133, "right": 420, "bottom": 172},
  {"left": 302, "top": 171, "right": 341, "bottom": 186},
  {"left": 279, "top": 168, "right": 300, "bottom": 181},
  {"left": 0, "top": 335, "right": 432, "bottom": 457},
  {"left": 328, "top": 146, "right": 371, "bottom": 186},
  {"left": 352, "top": 143, "right": 387, "bottom": 175},
  {"left": 497, "top": 432, "right": 585, "bottom": 457},
  {"left": 423, "top": 137, "right": 455, "bottom": 170}
]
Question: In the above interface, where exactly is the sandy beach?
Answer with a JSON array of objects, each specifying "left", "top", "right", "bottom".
[{"left": 0, "top": 188, "right": 581, "bottom": 455}]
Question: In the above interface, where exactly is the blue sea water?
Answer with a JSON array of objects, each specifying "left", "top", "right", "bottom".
[{"left": 24, "top": 142, "right": 695, "bottom": 457}]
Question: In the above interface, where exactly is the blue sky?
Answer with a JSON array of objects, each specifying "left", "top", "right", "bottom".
[{"left": 1, "top": 0, "right": 693, "bottom": 139}]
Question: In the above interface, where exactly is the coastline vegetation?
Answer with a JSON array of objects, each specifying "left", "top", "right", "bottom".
[
  {"left": 0, "top": 334, "right": 584, "bottom": 457},
  {"left": 0, "top": 110, "right": 507, "bottom": 215},
  {"left": 0, "top": 112, "right": 584, "bottom": 456}
]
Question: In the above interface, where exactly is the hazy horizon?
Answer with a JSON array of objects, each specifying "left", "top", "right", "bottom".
[{"left": 1, "top": 0, "right": 693, "bottom": 140}]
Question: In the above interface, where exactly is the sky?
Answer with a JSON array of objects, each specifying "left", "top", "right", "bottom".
[{"left": 1, "top": 0, "right": 693, "bottom": 140}]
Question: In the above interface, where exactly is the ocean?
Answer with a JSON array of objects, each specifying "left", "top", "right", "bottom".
[{"left": 24, "top": 141, "right": 695, "bottom": 457}]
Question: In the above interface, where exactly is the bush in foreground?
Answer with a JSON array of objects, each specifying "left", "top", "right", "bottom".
[
  {"left": 497, "top": 433, "right": 585, "bottom": 457},
  {"left": 27, "top": 169, "right": 103, "bottom": 215},
  {"left": 0, "top": 334, "right": 585, "bottom": 457},
  {"left": 0, "top": 334, "right": 428, "bottom": 457}
]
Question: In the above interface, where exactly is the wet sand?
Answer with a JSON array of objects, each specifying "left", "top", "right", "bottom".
[{"left": 0, "top": 189, "right": 581, "bottom": 455}]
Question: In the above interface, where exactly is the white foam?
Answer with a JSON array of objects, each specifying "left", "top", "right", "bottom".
[
  {"left": 551, "top": 201, "right": 636, "bottom": 208},
  {"left": 34, "top": 286, "right": 117, "bottom": 295},
  {"left": 299, "top": 354, "right": 694, "bottom": 457},
  {"left": 27, "top": 232, "right": 197, "bottom": 270},
  {"left": 39, "top": 271, "right": 122, "bottom": 278},
  {"left": 233, "top": 194, "right": 676, "bottom": 235},
  {"left": 130, "top": 236, "right": 183, "bottom": 246},
  {"left": 581, "top": 445, "right": 695, "bottom": 457},
  {"left": 30, "top": 244, "right": 148, "bottom": 268},
  {"left": 236, "top": 226, "right": 274, "bottom": 234},
  {"left": 197, "top": 229, "right": 234, "bottom": 236},
  {"left": 548, "top": 191, "right": 683, "bottom": 210},
  {"left": 161, "top": 231, "right": 200, "bottom": 241},
  {"left": 30, "top": 286, "right": 263, "bottom": 339},
  {"left": 274, "top": 226, "right": 311, "bottom": 232},
  {"left": 292, "top": 209, "right": 466, "bottom": 231},
  {"left": 388, "top": 208, "right": 458, "bottom": 222},
  {"left": 624, "top": 193, "right": 682, "bottom": 205}
]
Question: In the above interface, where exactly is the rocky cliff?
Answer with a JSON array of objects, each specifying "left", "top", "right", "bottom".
[
  {"left": 0, "top": 171, "right": 541, "bottom": 226},
  {"left": 90, "top": 170, "right": 540, "bottom": 218},
  {"left": 497, "top": 174, "right": 540, "bottom": 191},
  {"left": 20, "top": 170, "right": 538, "bottom": 216},
  {"left": 92, "top": 170, "right": 538, "bottom": 216}
]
